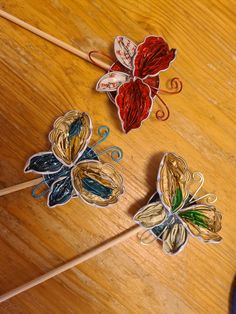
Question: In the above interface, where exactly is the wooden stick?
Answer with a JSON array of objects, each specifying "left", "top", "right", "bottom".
[
  {"left": 0, "top": 224, "right": 142, "bottom": 303},
  {"left": 0, "top": 178, "right": 43, "bottom": 197},
  {"left": 0, "top": 9, "right": 112, "bottom": 197},
  {"left": 0, "top": 9, "right": 110, "bottom": 70}
]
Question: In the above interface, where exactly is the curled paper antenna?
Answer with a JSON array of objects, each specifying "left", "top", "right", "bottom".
[
  {"left": 155, "top": 94, "right": 170, "bottom": 121},
  {"left": 88, "top": 50, "right": 114, "bottom": 71},
  {"left": 97, "top": 146, "right": 123, "bottom": 162},
  {"left": 189, "top": 193, "right": 217, "bottom": 205},
  {"left": 188, "top": 172, "right": 217, "bottom": 204},
  {"left": 89, "top": 125, "right": 110, "bottom": 151},
  {"left": 189, "top": 172, "right": 205, "bottom": 202},
  {"left": 32, "top": 179, "right": 50, "bottom": 199},
  {"left": 138, "top": 229, "right": 157, "bottom": 245},
  {"left": 159, "top": 77, "right": 183, "bottom": 95}
]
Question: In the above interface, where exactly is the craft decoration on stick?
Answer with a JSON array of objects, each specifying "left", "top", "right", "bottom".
[
  {"left": 0, "top": 152, "right": 222, "bottom": 302},
  {"left": 0, "top": 10, "right": 183, "bottom": 134},
  {"left": 96, "top": 36, "right": 178, "bottom": 133},
  {"left": 134, "top": 152, "right": 222, "bottom": 255},
  {"left": 24, "top": 110, "right": 124, "bottom": 208}
]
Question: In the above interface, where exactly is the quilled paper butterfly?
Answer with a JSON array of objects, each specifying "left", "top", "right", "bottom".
[
  {"left": 25, "top": 110, "right": 124, "bottom": 208},
  {"left": 96, "top": 36, "right": 176, "bottom": 133},
  {"left": 134, "top": 153, "right": 222, "bottom": 255}
]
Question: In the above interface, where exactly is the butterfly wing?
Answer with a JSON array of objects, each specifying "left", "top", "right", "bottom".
[
  {"left": 157, "top": 153, "right": 190, "bottom": 212},
  {"left": 134, "top": 202, "right": 168, "bottom": 229},
  {"left": 114, "top": 36, "right": 137, "bottom": 70},
  {"left": 71, "top": 160, "right": 124, "bottom": 207},
  {"left": 47, "top": 176, "right": 74, "bottom": 208},
  {"left": 178, "top": 204, "right": 222, "bottom": 242},
  {"left": 133, "top": 36, "right": 176, "bottom": 79},
  {"left": 116, "top": 78, "right": 153, "bottom": 133},
  {"left": 162, "top": 218, "right": 189, "bottom": 255},
  {"left": 24, "top": 151, "right": 63, "bottom": 174},
  {"left": 96, "top": 71, "right": 130, "bottom": 92},
  {"left": 49, "top": 111, "right": 92, "bottom": 166}
]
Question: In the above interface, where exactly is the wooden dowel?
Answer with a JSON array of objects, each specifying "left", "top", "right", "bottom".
[
  {"left": 0, "top": 178, "right": 43, "bottom": 197},
  {"left": 0, "top": 9, "right": 113, "bottom": 197},
  {"left": 0, "top": 224, "right": 142, "bottom": 303},
  {"left": 0, "top": 9, "right": 110, "bottom": 70}
]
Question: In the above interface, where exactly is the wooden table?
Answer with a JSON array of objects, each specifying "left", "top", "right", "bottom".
[{"left": 0, "top": 1, "right": 235, "bottom": 313}]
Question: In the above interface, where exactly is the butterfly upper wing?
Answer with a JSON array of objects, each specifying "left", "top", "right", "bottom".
[
  {"left": 178, "top": 204, "right": 222, "bottom": 242},
  {"left": 49, "top": 111, "right": 92, "bottom": 166},
  {"left": 71, "top": 160, "right": 124, "bottom": 207},
  {"left": 114, "top": 36, "right": 137, "bottom": 70},
  {"left": 133, "top": 36, "right": 176, "bottom": 79},
  {"left": 157, "top": 153, "right": 190, "bottom": 212},
  {"left": 134, "top": 202, "right": 168, "bottom": 229}
]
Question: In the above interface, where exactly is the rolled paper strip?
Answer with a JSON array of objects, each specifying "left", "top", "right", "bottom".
[
  {"left": 49, "top": 111, "right": 92, "bottom": 166},
  {"left": 89, "top": 126, "right": 110, "bottom": 152},
  {"left": 111, "top": 147, "right": 123, "bottom": 162},
  {"left": 133, "top": 152, "right": 222, "bottom": 255},
  {"left": 32, "top": 179, "right": 50, "bottom": 199},
  {"left": 88, "top": 50, "right": 114, "bottom": 71},
  {"left": 155, "top": 94, "right": 170, "bottom": 121},
  {"left": 97, "top": 146, "right": 123, "bottom": 162},
  {"left": 97, "top": 125, "right": 110, "bottom": 138},
  {"left": 72, "top": 160, "right": 124, "bottom": 207},
  {"left": 159, "top": 77, "right": 183, "bottom": 95}
]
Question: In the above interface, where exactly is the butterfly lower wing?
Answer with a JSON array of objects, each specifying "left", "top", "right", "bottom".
[
  {"left": 162, "top": 218, "right": 189, "bottom": 255},
  {"left": 116, "top": 78, "right": 153, "bottom": 133},
  {"left": 48, "top": 176, "right": 74, "bottom": 208},
  {"left": 71, "top": 160, "right": 124, "bottom": 207},
  {"left": 49, "top": 111, "right": 92, "bottom": 166},
  {"left": 178, "top": 204, "right": 222, "bottom": 242},
  {"left": 157, "top": 153, "right": 190, "bottom": 212},
  {"left": 134, "top": 202, "right": 167, "bottom": 229},
  {"left": 96, "top": 71, "right": 130, "bottom": 92}
]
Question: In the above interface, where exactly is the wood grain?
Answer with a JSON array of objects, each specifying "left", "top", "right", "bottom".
[{"left": 0, "top": 0, "right": 235, "bottom": 313}]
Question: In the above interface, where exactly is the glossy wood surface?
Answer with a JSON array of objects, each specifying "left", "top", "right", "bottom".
[{"left": 0, "top": 1, "right": 235, "bottom": 313}]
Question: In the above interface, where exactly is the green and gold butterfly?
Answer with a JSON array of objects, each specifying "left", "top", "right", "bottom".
[{"left": 134, "top": 153, "right": 222, "bottom": 255}]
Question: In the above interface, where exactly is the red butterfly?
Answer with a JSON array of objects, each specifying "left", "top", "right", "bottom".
[{"left": 96, "top": 36, "right": 176, "bottom": 133}]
